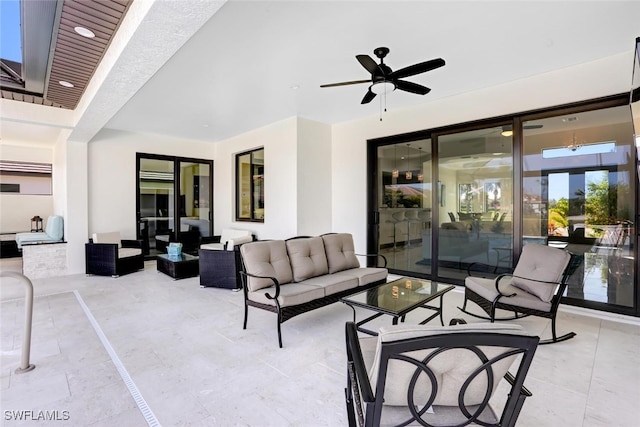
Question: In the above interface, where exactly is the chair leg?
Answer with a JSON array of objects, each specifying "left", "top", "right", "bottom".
[
  {"left": 539, "top": 316, "right": 576, "bottom": 345},
  {"left": 243, "top": 303, "right": 248, "bottom": 330},
  {"left": 277, "top": 319, "right": 283, "bottom": 348}
]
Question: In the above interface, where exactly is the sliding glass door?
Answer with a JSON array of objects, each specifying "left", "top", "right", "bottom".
[
  {"left": 137, "top": 154, "right": 213, "bottom": 257},
  {"left": 375, "top": 140, "right": 432, "bottom": 273},
  {"left": 436, "top": 127, "right": 514, "bottom": 283}
]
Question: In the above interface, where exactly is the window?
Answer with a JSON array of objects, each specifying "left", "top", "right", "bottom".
[
  {"left": 0, "top": 161, "right": 52, "bottom": 195},
  {"left": 236, "top": 148, "right": 264, "bottom": 222}
]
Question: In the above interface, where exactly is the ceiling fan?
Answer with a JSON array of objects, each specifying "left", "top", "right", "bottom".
[{"left": 320, "top": 47, "right": 445, "bottom": 104}]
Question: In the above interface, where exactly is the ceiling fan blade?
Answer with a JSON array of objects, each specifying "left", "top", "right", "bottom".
[
  {"left": 361, "top": 89, "right": 377, "bottom": 104},
  {"left": 356, "top": 54, "right": 380, "bottom": 75},
  {"left": 320, "top": 79, "right": 371, "bottom": 88},
  {"left": 395, "top": 80, "right": 431, "bottom": 95},
  {"left": 389, "top": 58, "right": 445, "bottom": 80}
]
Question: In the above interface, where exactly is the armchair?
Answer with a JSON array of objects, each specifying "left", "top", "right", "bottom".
[
  {"left": 460, "top": 243, "right": 579, "bottom": 344},
  {"left": 345, "top": 321, "right": 539, "bottom": 427},
  {"left": 85, "top": 232, "right": 144, "bottom": 277},
  {"left": 199, "top": 229, "right": 254, "bottom": 288}
]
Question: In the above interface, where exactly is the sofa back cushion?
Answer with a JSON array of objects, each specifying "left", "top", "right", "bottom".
[
  {"left": 240, "top": 240, "right": 293, "bottom": 291},
  {"left": 321, "top": 233, "right": 360, "bottom": 274},
  {"left": 285, "top": 237, "right": 329, "bottom": 282},
  {"left": 45, "top": 215, "right": 64, "bottom": 240},
  {"left": 511, "top": 243, "right": 571, "bottom": 303},
  {"left": 92, "top": 232, "right": 122, "bottom": 248},
  {"left": 370, "top": 323, "right": 525, "bottom": 406}
]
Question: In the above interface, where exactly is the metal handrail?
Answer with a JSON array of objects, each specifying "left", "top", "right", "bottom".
[{"left": 1, "top": 271, "right": 36, "bottom": 373}]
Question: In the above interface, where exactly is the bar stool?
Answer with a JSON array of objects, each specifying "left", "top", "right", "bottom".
[
  {"left": 386, "top": 211, "right": 406, "bottom": 251},
  {"left": 404, "top": 210, "right": 420, "bottom": 247}
]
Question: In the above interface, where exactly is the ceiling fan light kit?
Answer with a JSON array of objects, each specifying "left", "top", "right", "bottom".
[{"left": 320, "top": 46, "right": 445, "bottom": 108}]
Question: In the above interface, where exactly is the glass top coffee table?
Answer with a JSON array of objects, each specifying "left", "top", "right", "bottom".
[{"left": 340, "top": 277, "right": 455, "bottom": 336}]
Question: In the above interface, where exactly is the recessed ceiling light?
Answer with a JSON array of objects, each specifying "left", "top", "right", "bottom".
[
  {"left": 290, "top": 85, "right": 300, "bottom": 90},
  {"left": 74, "top": 26, "right": 95, "bottom": 38},
  {"left": 59, "top": 81, "right": 74, "bottom": 88}
]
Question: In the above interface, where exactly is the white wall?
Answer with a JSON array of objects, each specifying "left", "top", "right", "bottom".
[
  {"left": 87, "top": 129, "right": 215, "bottom": 240},
  {"left": 213, "top": 117, "right": 298, "bottom": 239},
  {"left": 0, "top": 143, "right": 54, "bottom": 232},
  {"left": 296, "top": 118, "right": 332, "bottom": 235}
]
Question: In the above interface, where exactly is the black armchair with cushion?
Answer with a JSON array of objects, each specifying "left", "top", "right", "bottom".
[
  {"left": 345, "top": 320, "right": 539, "bottom": 427},
  {"left": 85, "top": 232, "right": 144, "bottom": 277}
]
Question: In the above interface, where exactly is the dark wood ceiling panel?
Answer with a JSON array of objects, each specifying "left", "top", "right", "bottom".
[
  {"left": 1, "top": 0, "right": 130, "bottom": 109},
  {"left": 43, "top": 0, "right": 132, "bottom": 109}
]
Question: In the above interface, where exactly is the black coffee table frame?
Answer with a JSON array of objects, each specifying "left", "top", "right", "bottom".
[
  {"left": 157, "top": 253, "right": 199, "bottom": 280},
  {"left": 340, "top": 277, "right": 455, "bottom": 336}
]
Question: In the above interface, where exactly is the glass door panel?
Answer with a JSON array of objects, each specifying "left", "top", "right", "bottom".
[
  {"left": 437, "top": 127, "right": 514, "bottom": 282},
  {"left": 179, "top": 161, "right": 212, "bottom": 252},
  {"left": 138, "top": 158, "right": 175, "bottom": 257},
  {"left": 523, "top": 105, "right": 636, "bottom": 309},
  {"left": 377, "top": 140, "right": 432, "bottom": 275}
]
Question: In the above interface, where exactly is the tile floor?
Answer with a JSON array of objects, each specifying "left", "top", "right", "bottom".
[{"left": 1, "top": 259, "right": 639, "bottom": 426}]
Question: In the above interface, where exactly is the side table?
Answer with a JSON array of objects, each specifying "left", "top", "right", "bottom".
[{"left": 157, "top": 253, "right": 199, "bottom": 280}]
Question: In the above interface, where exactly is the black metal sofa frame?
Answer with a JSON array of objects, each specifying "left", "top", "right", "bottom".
[{"left": 239, "top": 234, "right": 388, "bottom": 348}]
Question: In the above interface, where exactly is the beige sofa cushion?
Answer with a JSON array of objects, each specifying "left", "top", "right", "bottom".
[
  {"left": 285, "top": 237, "right": 329, "bottom": 282},
  {"left": 511, "top": 244, "right": 571, "bottom": 302},
  {"left": 240, "top": 240, "right": 293, "bottom": 292},
  {"left": 369, "top": 323, "right": 525, "bottom": 407},
  {"left": 321, "top": 233, "right": 360, "bottom": 274},
  {"left": 118, "top": 248, "right": 142, "bottom": 259},
  {"left": 248, "top": 282, "right": 325, "bottom": 307}
]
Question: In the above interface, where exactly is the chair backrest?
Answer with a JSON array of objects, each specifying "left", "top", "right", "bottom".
[
  {"left": 345, "top": 322, "right": 539, "bottom": 427},
  {"left": 45, "top": 215, "right": 64, "bottom": 240},
  {"left": 511, "top": 244, "right": 571, "bottom": 303},
  {"left": 220, "top": 229, "right": 253, "bottom": 247},
  {"left": 92, "top": 232, "right": 122, "bottom": 248}
]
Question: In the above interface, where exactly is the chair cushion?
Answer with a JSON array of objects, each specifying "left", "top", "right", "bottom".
[
  {"left": 321, "top": 233, "right": 360, "bottom": 274},
  {"left": 297, "top": 272, "right": 358, "bottom": 296},
  {"left": 240, "top": 240, "right": 293, "bottom": 292},
  {"left": 220, "top": 229, "right": 251, "bottom": 244},
  {"left": 118, "top": 248, "right": 142, "bottom": 258},
  {"left": 200, "top": 242, "right": 225, "bottom": 250},
  {"left": 45, "top": 215, "right": 64, "bottom": 240},
  {"left": 92, "top": 232, "right": 122, "bottom": 248},
  {"left": 369, "top": 323, "right": 525, "bottom": 407},
  {"left": 465, "top": 276, "right": 553, "bottom": 312},
  {"left": 511, "top": 244, "right": 571, "bottom": 302},
  {"left": 286, "top": 237, "right": 329, "bottom": 282}
]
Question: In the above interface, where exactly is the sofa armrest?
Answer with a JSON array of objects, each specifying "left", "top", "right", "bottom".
[
  {"left": 239, "top": 271, "right": 282, "bottom": 300},
  {"left": 85, "top": 242, "right": 118, "bottom": 262},
  {"left": 355, "top": 253, "right": 388, "bottom": 268}
]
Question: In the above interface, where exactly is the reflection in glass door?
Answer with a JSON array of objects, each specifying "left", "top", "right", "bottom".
[
  {"left": 523, "top": 105, "right": 636, "bottom": 310},
  {"left": 376, "top": 140, "right": 432, "bottom": 274},
  {"left": 138, "top": 157, "right": 175, "bottom": 257},
  {"left": 436, "top": 127, "right": 514, "bottom": 283},
  {"left": 179, "top": 161, "right": 212, "bottom": 252},
  {"left": 137, "top": 154, "right": 213, "bottom": 257}
]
